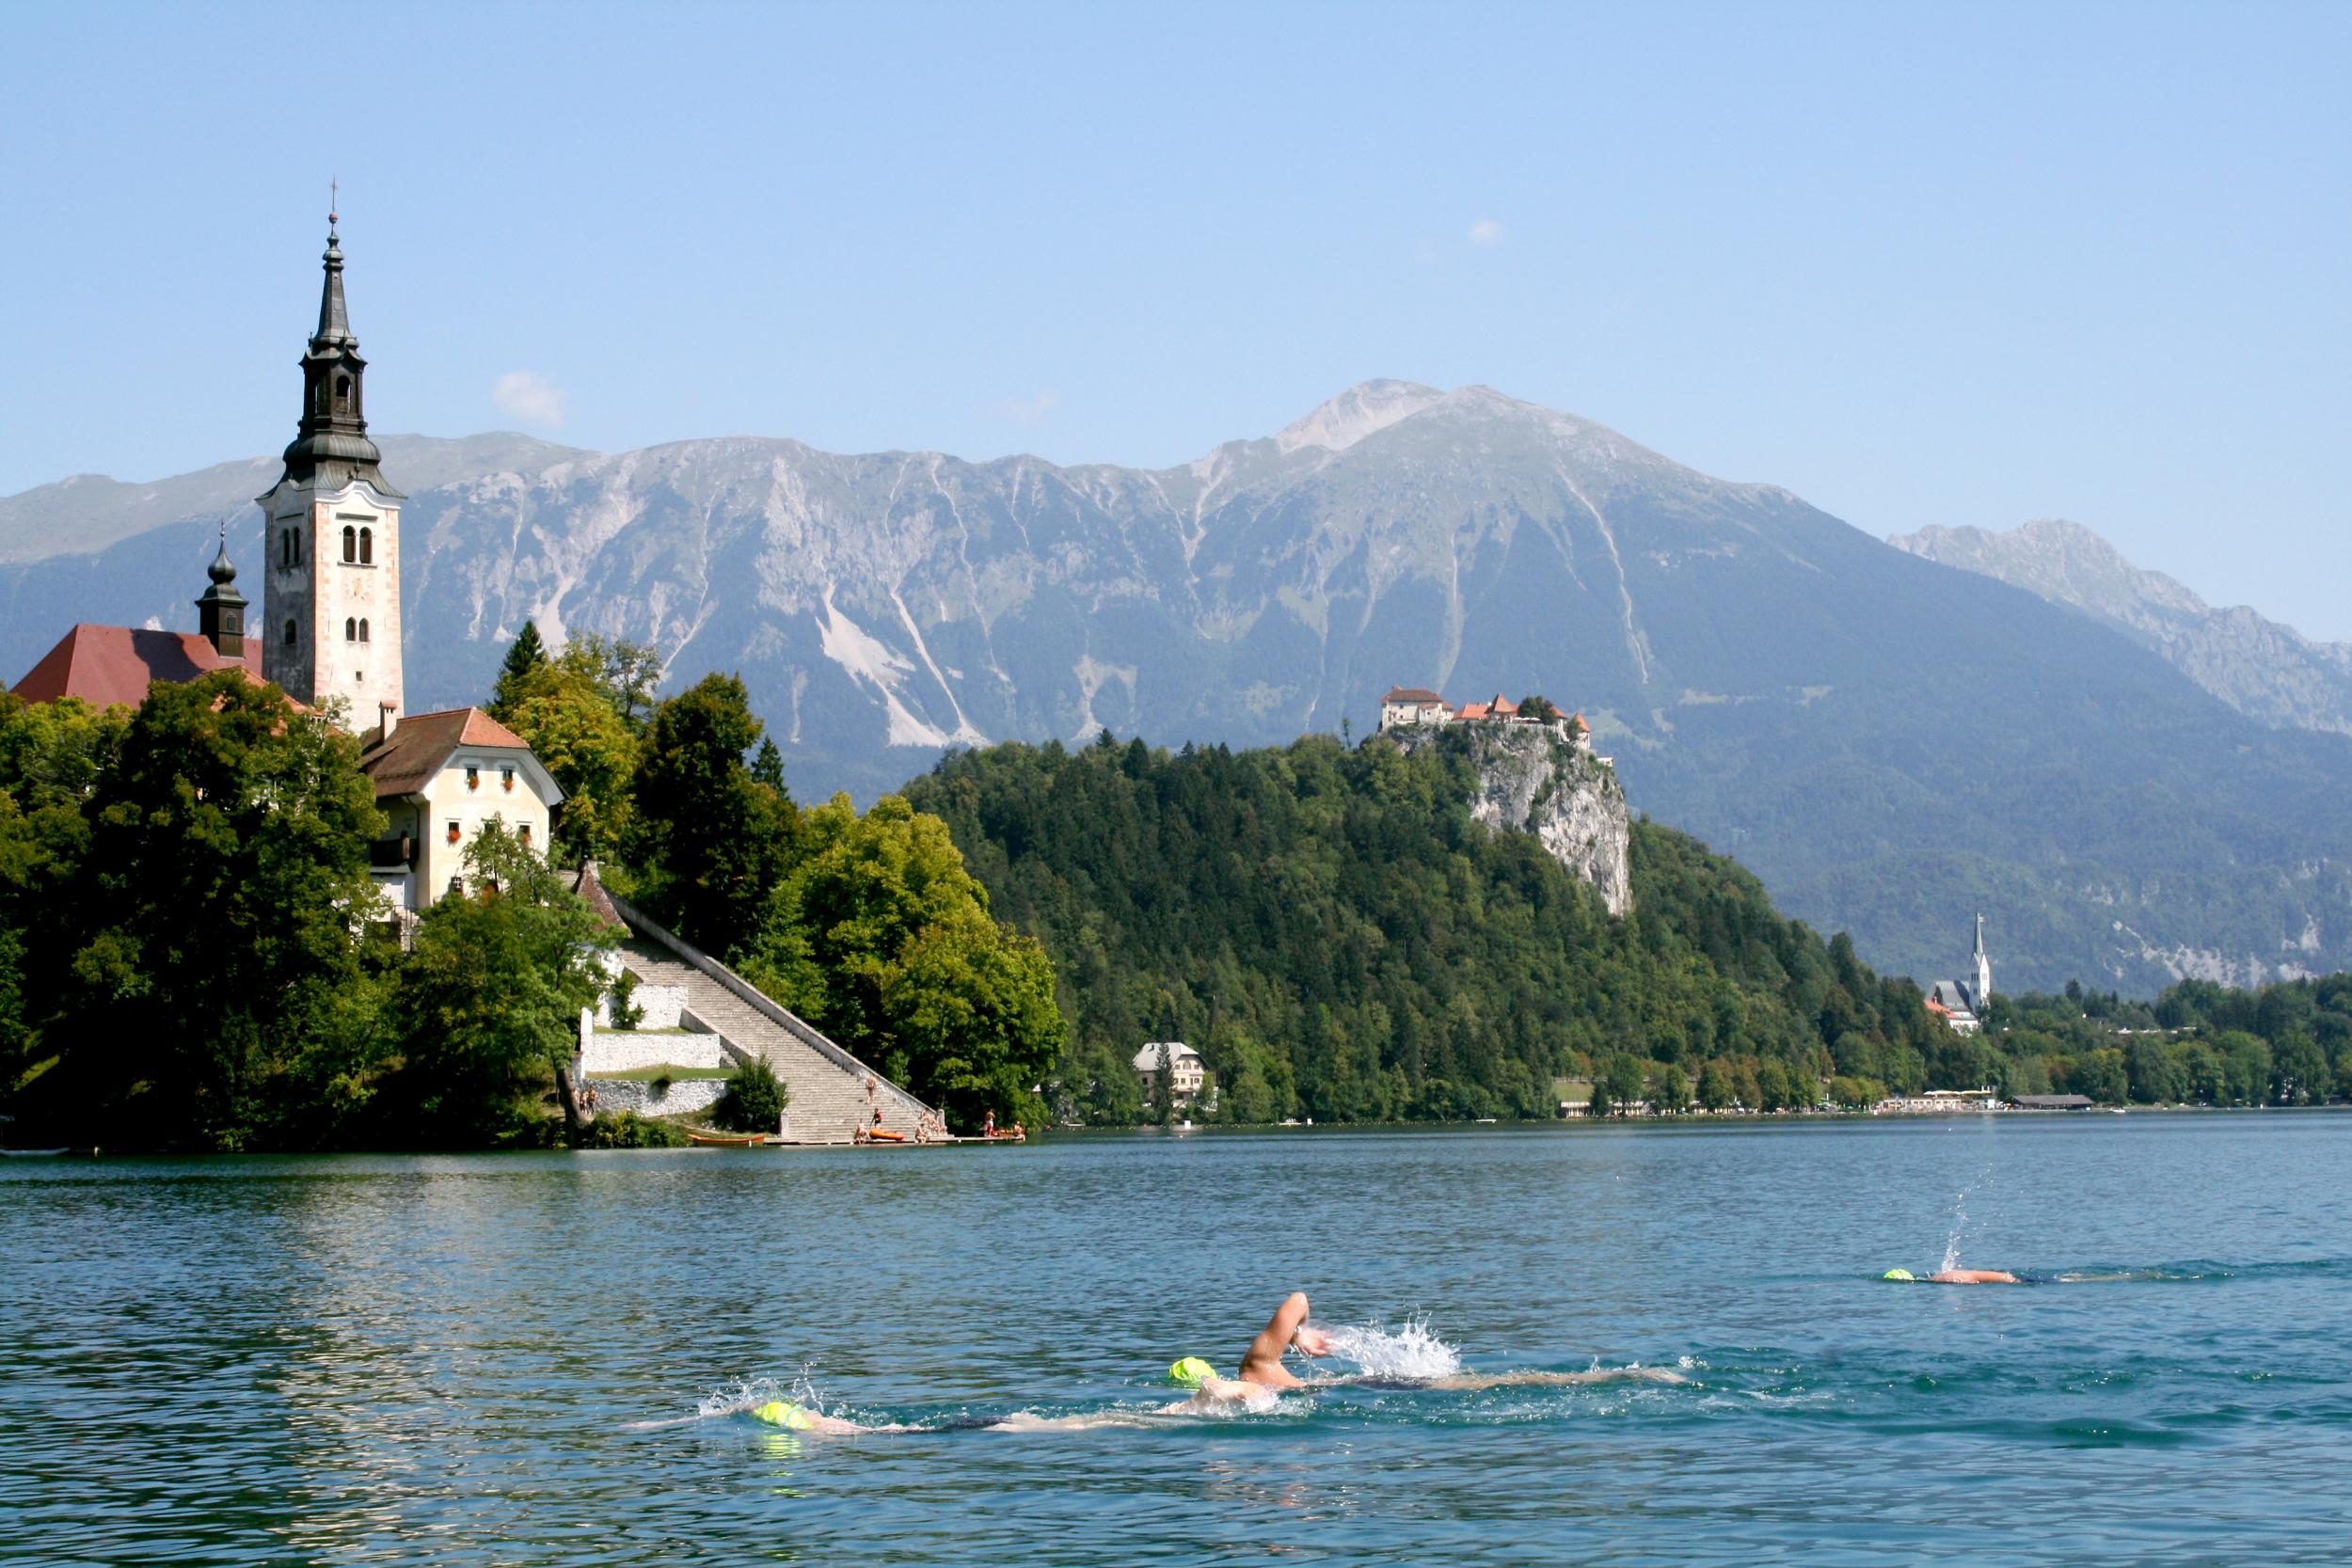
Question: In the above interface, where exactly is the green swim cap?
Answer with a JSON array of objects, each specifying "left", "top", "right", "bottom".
[
  {"left": 753, "top": 1400, "right": 815, "bottom": 1429},
  {"left": 1882, "top": 1268, "right": 1915, "bottom": 1282},
  {"left": 1168, "top": 1356, "right": 1218, "bottom": 1388}
]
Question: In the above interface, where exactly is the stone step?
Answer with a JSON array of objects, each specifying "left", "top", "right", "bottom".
[{"left": 615, "top": 937, "right": 930, "bottom": 1142}]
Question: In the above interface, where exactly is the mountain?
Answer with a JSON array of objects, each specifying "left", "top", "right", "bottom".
[
  {"left": 4, "top": 384, "right": 2349, "bottom": 995},
  {"left": 1889, "top": 517, "right": 2352, "bottom": 738}
]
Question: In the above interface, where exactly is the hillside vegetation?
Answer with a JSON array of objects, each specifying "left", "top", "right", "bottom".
[{"left": 905, "top": 733, "right": 1963, "bottom": 1122}]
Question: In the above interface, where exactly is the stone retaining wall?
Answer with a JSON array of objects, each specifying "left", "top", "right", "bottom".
[
  {"left": 586, "top": 1075, "right": 726, "bottom": 1118},
  {"left": 580, "top": 1026, "right": 729, "bottom": 1075}
]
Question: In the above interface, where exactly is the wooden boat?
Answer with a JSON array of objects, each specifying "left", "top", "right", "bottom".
[{"left": 685, "top": 1129, "right": 764, "bottom": 1147}]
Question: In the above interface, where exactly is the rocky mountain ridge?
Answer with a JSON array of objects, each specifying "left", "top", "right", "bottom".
[
  {"left": 1889, "top": 517, "right": 2352, "bottom": 738},
  {"left": 4, "top": 383, "right": 2348, "bottom": 996}
]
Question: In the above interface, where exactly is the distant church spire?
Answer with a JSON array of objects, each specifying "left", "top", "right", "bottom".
[
  {"left": 195, "top": 521, "right": 247, "bottom": 659},
  {"left": 1972, "top": 913, "right": 1993, "bottom": 1009},
  {"left": 278, "top": 199, "right": 401, "bottom": 498}
]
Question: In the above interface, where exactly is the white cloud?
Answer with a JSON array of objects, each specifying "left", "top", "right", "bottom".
[
  {"left": 989, "top": 388, "right": 1059, "bottom": 427},
  {"left": 492, "top": 370, "right": 568, "bottom": 428},
  {"left": 1468, "top": 218, "right": 1506, "bottom": 245}
]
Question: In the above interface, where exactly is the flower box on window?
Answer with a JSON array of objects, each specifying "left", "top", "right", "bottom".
[
  {"left": 446, "top": 822, "right": 461, "bottom": 845},
  {"left": 465, "top": 766, "right": 480, "bottom": 791}
]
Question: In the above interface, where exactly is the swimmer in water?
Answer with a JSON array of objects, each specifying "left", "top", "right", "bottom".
[
  {"left": 1883, "top": 1267, "right": 2023, "bottom": 1285},
  {"left": 1174, "top": 1291, "right": 1687, "bottom": 1408}
]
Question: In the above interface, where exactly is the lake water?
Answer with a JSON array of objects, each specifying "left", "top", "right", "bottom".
[{"left": 4, "top": 1114, "right": 2348, "bottom": 1565}]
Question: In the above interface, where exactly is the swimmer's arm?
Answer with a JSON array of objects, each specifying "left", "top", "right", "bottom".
[{"left": 1243, "top": 1291, "right": 1325, "bottom": 1377}]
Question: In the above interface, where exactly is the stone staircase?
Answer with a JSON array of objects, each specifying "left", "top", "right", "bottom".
[{"left": 605, "top": 892, "right": 933, "bottom": 1143}]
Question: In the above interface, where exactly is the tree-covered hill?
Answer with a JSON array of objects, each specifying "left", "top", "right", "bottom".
[{"left": 903, "top": 733, "right": 1965, "bottom": 1123}]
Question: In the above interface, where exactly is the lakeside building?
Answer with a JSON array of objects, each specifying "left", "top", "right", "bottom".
[
  {"left": 1922, "top": 915, "right": 1994, "bottom": 1035},
  {"left": 1132, "top": 1042, "right": 1206, "bottom": 1103},
  {"left": 9, "top": 213, "right": 563, "bottom": 918}
]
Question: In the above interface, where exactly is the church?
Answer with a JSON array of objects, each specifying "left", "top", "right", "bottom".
[{"left": 11, "top": 213, "right": 562, "bottom": 917}]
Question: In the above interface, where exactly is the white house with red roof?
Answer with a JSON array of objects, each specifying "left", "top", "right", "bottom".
[{"left": 359, "top": 707, "right": 563, "bottom": 911}]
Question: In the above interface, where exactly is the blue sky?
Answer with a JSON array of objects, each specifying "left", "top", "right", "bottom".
[{"left": 5, "top": 1, "right": 2346, "bottom": 634}]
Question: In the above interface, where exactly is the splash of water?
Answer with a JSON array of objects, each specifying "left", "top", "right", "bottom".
[
  {"left": 1311, "top": 1317, "right": 1464, "bottom": 1379},
  {"left": 1940, "top": 1165, "right": 1993, "bottom": 1273},
  {"left": 696, "top": 1365, "right": 831, "bottom": 1419}
]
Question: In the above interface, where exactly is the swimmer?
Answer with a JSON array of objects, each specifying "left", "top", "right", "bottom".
[
  {"left": 1169, "top": 1292, "right": 1688, "bottom": 1404},
  {"left": 1883, "top": 1267, "right": 2023, "bottom": 1285}
]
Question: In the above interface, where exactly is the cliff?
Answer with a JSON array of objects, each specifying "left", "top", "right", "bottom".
[{"left": 1386, "top": 722, "right": 1633, "bottom": 916}]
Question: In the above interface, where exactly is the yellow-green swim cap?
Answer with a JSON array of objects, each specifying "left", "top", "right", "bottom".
[
  {"left": 1168, "top": 1356, "right": 1218, "bottom": 1388},
  {"left": 753, "top": 1400, "right": 815, "bottom": 1429},
  {"left": 1882, "top": 1268, "right": 1916, "bottom": 1282}
]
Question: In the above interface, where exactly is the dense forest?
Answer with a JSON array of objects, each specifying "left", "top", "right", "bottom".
[
  {"left": 903, "top": 732, "right": 1966, "bottom": 1123},
  {"left": 905, "top": 732, "right": 2352, "bottom": 1122}
]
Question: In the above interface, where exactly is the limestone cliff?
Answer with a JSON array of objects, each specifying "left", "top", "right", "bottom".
[{"left": 1387, "top": 722, "right": 1633, "bottom": 916}]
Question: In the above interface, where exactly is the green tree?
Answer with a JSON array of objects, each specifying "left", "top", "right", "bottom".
[
  {"left": 745, "top": 794, "right": 1063, "bottom": 1127},
  {"left": 751, "top": 737, "right": 787, "bottom": 793},
  {"left": 557, "top": 632, "right": 665, "bottom": 734},
  {"left": 487, "top": 620, "right": 548, "bottom": 721},
  {"left": 500, "top": 659, "right": 640, "bottom": 863},
  {"left": 628, "top": 673, "right": 792, "bottom": 955},
  {"left": 714, "top": 1054, "right": 788, "bottom": 1132},
  {"left": 383, "top": 821, "right": 614, "bottom": 1146},
  {"left": 1696, "top": 1060, "right": 1734, "bottom": 1112},
  {"left": 56, "top": 674, "right": 385, "bottom": 1149},
  {"left": 1654, "top": 1061, "right": 1691, "bottom": 1114}
]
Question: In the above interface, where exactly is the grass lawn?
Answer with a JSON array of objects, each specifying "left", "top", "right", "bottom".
[{"left": 594, "top": 1064, "right": 735, "bottom": 1083}]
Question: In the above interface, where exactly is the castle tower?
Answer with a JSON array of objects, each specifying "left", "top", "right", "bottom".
[
  {"left": 256, "top": 208, "right": 405, "bottom": 726},
  {"left": 1972, "top": 913, "right": 1993, "bottom": 1009}
]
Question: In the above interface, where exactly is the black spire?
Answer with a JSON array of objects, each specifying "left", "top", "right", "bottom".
[
  {"left": 196, "top": 523, "right": 249, "bottom": 659},
  {"left": 278, "top": 205, "right": 403, "bottom": 497}
]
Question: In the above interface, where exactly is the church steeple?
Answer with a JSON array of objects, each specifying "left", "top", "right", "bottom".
[
  {"left": 195, "top": 524, "right": 248, "bottom": 659},
  {"left": 278, "top": 205, "right": 402, "bottom": 498}
]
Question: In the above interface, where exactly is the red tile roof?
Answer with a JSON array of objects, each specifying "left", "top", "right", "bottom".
[
  {"left": 359, "top": 706, "right": 534, "bottom": 799},
  {"left": 11, "top": 624, "right": 265, "bottom": 709},
  {"left": 1383, "top": 687, "right": 1445, "bottom": 704}
]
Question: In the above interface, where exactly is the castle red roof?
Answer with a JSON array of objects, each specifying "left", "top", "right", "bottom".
[
  {"left": 1383, "top": 687, "right": 1445, "bottom": 704},
  {"left": 11, "top": 624, "right": 265, "bottom": 709}
]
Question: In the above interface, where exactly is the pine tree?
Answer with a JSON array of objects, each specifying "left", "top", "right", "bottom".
[
  {"left": 751, "top": 736, "right": 787, "bottom": 795},
  {"left": 488, "top": 621, "right": 548, "bottom": 721}
]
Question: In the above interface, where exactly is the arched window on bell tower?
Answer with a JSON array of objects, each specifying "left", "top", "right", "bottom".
[
  {"left": 344, "top": 617, "right": 357, "bottom": 642},
  {"left": 359, "top": 527, "right": 373, "bottom": 565},
  {"left": 358, "top": 618, "right": 370, "bottom": 643},
  {"left": 283, "top": 618, "right": 297, "bottom": 645},
  {"left": 342, "top": 525, "right": 357, "bottom": 563}
]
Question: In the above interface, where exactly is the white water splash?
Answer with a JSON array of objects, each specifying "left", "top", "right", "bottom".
[
  {"left": 696, "top": 1366, "right": 831, "bottom": 1420},
  {"left": 1940, "top": 1166, "right": 1992, "bottom": 1273},
  {"left": 1311, "top": 1317, "right": 1464, "bottom": 1379}
]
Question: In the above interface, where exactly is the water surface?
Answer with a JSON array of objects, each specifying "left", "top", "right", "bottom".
[{"left": 5, "top": 1114, "right": 2347, "bottom": 1564}]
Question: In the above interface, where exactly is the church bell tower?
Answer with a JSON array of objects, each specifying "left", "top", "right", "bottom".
[{"left": 257, "top": 205, "right": 405, "bottom": 727}]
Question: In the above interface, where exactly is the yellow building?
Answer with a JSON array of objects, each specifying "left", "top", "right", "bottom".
[{"left": 360, "top": 707, "right": 564, "bottom": 912}]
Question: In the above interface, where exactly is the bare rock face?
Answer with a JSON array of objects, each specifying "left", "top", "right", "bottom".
[{"left": 1389, "top": 723, "right": 1632, "bottom": 916}]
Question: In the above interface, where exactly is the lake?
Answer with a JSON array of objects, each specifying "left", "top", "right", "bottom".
[{"left": 4, "top": 1114, "right": 2348, "bottom": 1565}]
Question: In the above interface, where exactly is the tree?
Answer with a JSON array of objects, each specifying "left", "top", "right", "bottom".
[
  {"left": 1655, "top": 1062, "right": 1691, "bottom": 1114},
  {"left": 499, "top": 659, "right": 640, "bottom": 863},
  {"left": 487, "top": 621, "right": 548, "bottom": 721},
  {"left": 51, "top": 674, "right": 386, "bottom": 1149},
  {"left": 628, "top": 673, "right": 792, "bottom": 955},
  {"left": 751, "top": 737, "right": 787, "bottom": 793},
  {"left": 1696, "top": 1061, "right": 1734, "bottom": 1112},
  {"left": 384, "top": 821, "right": 614, "bottom": 1145},
  {"left": 556, "top": 632, "right": 665, "bottom": 734},
  {"left": 1518, "top": 694, "right": 1560, "bottom": 721},
  {"left": 744, "top": 794, "right": 1063, "bottom": 1127},
  {"left": 1148, "top": 1039, "right": 1176, "bottom": 1124},
  {"left": 715, "top": 1055, "right": 788, "bottom": 1132}
]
